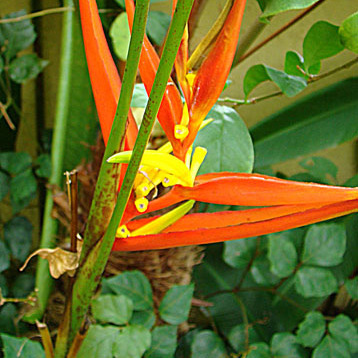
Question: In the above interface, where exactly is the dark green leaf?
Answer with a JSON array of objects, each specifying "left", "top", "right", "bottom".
[
  {"left": 0, "top": 56, "right": 3, "bottom": 73},
  {"left": 113, "top": 325, "right": 151, "bottom": 358},
  {"left": 0, "top": 172, "right": 10, "bottom": 201},
  {"left": 260, "top": 0, "right": 320, "bottom": 19},
  {"left": 10, "top": 169, "right": 37, "bottom": 214},
  {"left": 9, "top": 54, "right": 48, "bottom": 84},
  {"left": 0, "top": 274, "right": 8, "bottom": 297},
  {"left": 345, "top": 277, "right": 358, "bottom": 299},
  {"left": 244, "top": 64, "right": 306, "bottom": 98},
  {"left": 147, "top": 11, "right": 171, "bottom": 46},
  {"left": 303, "top": 21, "right": 344, "bottom": 70},
  {"left": 77, "top": 325, "right": 118, "bottom": 358},
  {"left": 299, "top": 157, "right": 337, "bottom": 184},
  {"left": 130, "top": 309, "right": 156, "bottom": 329},
  {"left": 271, "top": 332, "right": 307, "bottom": 358},
  {"left": 191, "top": 330, "right": 227, "bottom": 358},
  {"left": 4, "top": 216, "right": 33, "bottom": 262},
  {"left": 227, "top": 324, "right": 260, "bottom": 353},
  {"left": 296, "top": 311, "right": 325, "bottom": 347},
  {"left": 247, "top": 342, "right": 271, "bottom": 358},
  {"left": 12, "top": 274, "right": 34, "bottom": 298},
  {"left": 92, "top": 294, "right": 133, "bottom": 325},
  {"left": 294, "top": 266, "right": 337, "bottom": 298},
  {"left": 0, "top": 304, "right": 17, "bottom": 334},
  {"left": 223, "top": 238, "right": 257, "bottom": 269},
  {"left": 1, "top": 333, "right": 45, "bottom": 358},
  {"left": 0, "top": 10, "right": 36, "bottom": 60},
  {"left": 251, "top": 255, "right": 281, "bottom": 286},
  {"left": 312, "top": 335, "right": 350, "bottom": 358},
  {"left": 268, "top": 233, "right": 297, "bottom": 278},
  {"left": 34, "top": 154, "right": 51, "bottom": 178},
  {"left": 328, "top": 314, "right": 358, "bottom": 353},
  {"left": 110, "top": 13, "right": 130, "bottom": 61},
  {"left": 339, "top": 12, "right": 358, "bottom": 53},
  {"left": 144, "top": 325, "right": 177, "bottom": 358},
  {"left": 0, "top": 152, "right": 32, "bottom": 174},
  {"left": 159, "top": 284, "right": 193, "bottom": 325},
  {"left": 251, "top": 79, "right": 358, "bottom": 169},
  {"left": 194, "top": 105, "right": 254, "bottom": 174},
  {"left": 0, "top": 241, "right": 10, "bottom": 273},
  {"left": 302, "top": 223, "right": 346, "bottom": 267},
  {"left": 104, "top": 271, "right": 153, "bottom": 310}
]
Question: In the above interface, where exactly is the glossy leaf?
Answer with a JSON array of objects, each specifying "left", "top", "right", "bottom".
[
  {"left": 250, "top": 255, "right": 280, "bottom": 286},
  {"left": 259, "top": 0, "right": 320, "bottom": 19},
  {"left": 285, "top": 51, "right": 320, "bottom": 77},
  {"left": 92, "top": 294, "right": 133, "bottom": 325},
  {"left": 227, "top": 324, "right": 260, "bottom": 353},
  {"left": 299, "top": 157, "right": 337, "bottom": 184},
  {"left": 130, "top": 309, "right": 156, "bottom": 329},
  {"left": 0, "top": 172, "right": 10, "bottom": 201},
  {"left": 268, "top": 233, "right": 297, "bottom": 278},
  {"left": 0, "top": 241, "right": 10, "bottom": 273},
  {"left": 301, "top": 223, "right": 346, "bottom": 267},
  {"left": 110, "top": 13, "right": 130, "bottom": 61},
  {"left": 247, "top": 342, "right": 271, "bottom": 358},
  {"left": 296, "top": 311, "right": 325, "bottom": 347},
  {"left": 104, "top": 271, "right": 153, "bottom": 310},
  {"left": 339, "top": 12, "right": 358, "bottom": 53},
  {"left": 144, "top": 325, "right": 177, "bottom": 358},
  {"left": 4, "top": 216, "right": 33, "bottom": 262},
  {"left": 345, "top": 277, "right": 358, "bottom": 299},
  {"left": 131, "top": 83, "right": 148, "bottom": 108},
  {"left": 1, "top": 333, "right": 45, "bottom": 358},
  {"left": 9, "top": 54, "right": 48, "bottom": 84},
  {"left": 271, "top": 332, "right": 307, "bottom": 358},
  {"left": 303, "top": 21, "right": 344, "bottom": 71},
  {"left": 328, "top": 314, "right": 358, "bottom": 353},
  {"left": 159, "top": 284, "right": 194, "bottom": 325},
  {"left": 0, "top": 304, "right": 17, "bottom": 335},
  {"left": 294, "top": 266, "right": 337, "bottom": 298},
  {"left": 113, "top": 325, "right": 151, "bottom": 358},
  {"left": 0, "top": 274, "right": 8, "bottom": 297},
  {"left": 191, "top": 330, "right": 227, "bottom": 358},
  {"left": 312, "top": 335, "right": 350, "bottom": 358},
  {"left": 147, "top": 11, "right": 171, "bottom": 46},
  {"left": 251, "top": 79, "right": 358, "bottom": 169},
  {"left": 194, "top": 105, "right": 254, "bottom": 175},
  {"left": 244, "top": 64, "right": 306, "bottom": 98},
  {"left": 223, "top": 238, "right": 257, "bottom": 269}
]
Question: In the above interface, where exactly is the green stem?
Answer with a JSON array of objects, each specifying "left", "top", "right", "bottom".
[{"left": 23, "top": 0, "right": 75, "bottom": 324}]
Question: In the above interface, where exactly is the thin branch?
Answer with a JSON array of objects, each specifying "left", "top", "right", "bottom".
[
  {"left": 237, "top": 0, "right": 326, "bottom": 64},
  {"left": 0, "top": 7, "right": 74, "bottom": 24},
  {"left": 36, "top": 321, "right": 54, "bottom": 358},
  {"left": 0, "top": 101, "right": 16, "bottom": 130}
]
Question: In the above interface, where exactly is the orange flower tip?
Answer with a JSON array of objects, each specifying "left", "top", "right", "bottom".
[
  {"left": 117, "top": 225, "right": 130, "bottom": 238},
  {"left": 135, "top": 197, "right": 149, "bottom": 213},
  {"left": 174, "top": 124, "right": 189, "bottom": 140}
]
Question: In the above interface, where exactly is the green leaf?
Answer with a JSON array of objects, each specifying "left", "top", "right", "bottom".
[
  {"left": 0, "top": 56, "right": 3, "bottom": 73},
  {"left": 328, "top": 314, "right": 358, "bottom": 353},
  {"left": 34, "top": 154, "right": 51, "bottom": 178},
  {"left": 159, "top": 284, "right": 194, "bottom": 325},
  {"left": 271, "top": 332, "right": 307, "bottom": 358},
  {"left": 299, "top": 157, "right": 337, "bottom": 184},
  {"left": 110, "top": 13, "right": 130, "bottom": 61},
  {"left": 194, "top": 105, "right": 254, "bottom": 174},
  {"left": 285, "top": 51, "right": 321, "bottom": 77},
  {"left": 296, "top": 311, "right": 325, "bottom": 347},
  {"left": 251, "top": 79, "right": 358, "bottom": 169},
  {"left": 244, "top": 64, "right": 306, "bottom": 98},
  {"left": 144, "top": 325, "right": 177, "bottom": 358},
  {"left": 223, "top": 238, "right": 257, "bottom": 269},
  {"left": 260, "top": 0, "right": 320, "bottom": 19},
  {"left": 301, "top": 223, "right": 346, "bottom": 267},
  {"left": 0, "top": 304, "right": 17, "bottom": 334},
  {"left": 0, "top": 275, "right": 8, "bottom": 297},
  {"left": 92, "top": 294, "right": 133, "bottom": 325},
  {"left": 339, "top": 12, "right": 358, "bottom": 53},
  {"left": 4, "top": 216, "right": 33, "bottom": 262},
  {"left": 0, "top": 10, "right": 36, "bottom": 60},
  {"left": 247, "top": 342, "right": 271, "bottom": 358},
  {"left": 113, "top": 325, "right": 151, "bottom": 358},
  {"left": 303, "top": 21, "right": 344, "bottom": 71},
  {"left": 251, "top": 255, "right": 281, "bottom": 286},
  {"left": 312, "top": 335, "right": 350, "bottom": 358},
  {"left": 294, "top": 266, "right": 337, "bottom": 298},
  {"left": 9, "top": 54, "right": 48, "bottom": 84},
  {"left": 0, "top": 152, "right": 32, "bottom": 174},
  {"left": 268, "top": 233, "right": 298, "bottom": 278},
  {"left": 10, "top": 169, "right": 37, "bottom": 214},
  {"left": 130, "top": 309, "right": 156, "bottom": 329},
  {"left": 191, "top": 330, "right": 227, "bottom": 358},
  {"left": 0, "top": 241, "right": 10, "bottom": 273},
  {"left": 227, "top": 324, "right": 260, "bottom": 353},
  {"left": 0, "top": 172, "right": 10, "bottom": 201},
  {"left": 147, "top": 11, "right": 171, "bottom": 46},
  {"left": 104, "top": 271, "right": 153, "bottom": 310},
  {"left": 12, "top": 273, "right": 34, "bottom": 298},
  {"left": 77, "top": 325, "right": 118, "bottom": 358},
  {"left": 1, "top": 333, "right": 45, "bottom": 358},
  {"left": 345, "top": 277, "right": 358, "bottom": 299},
  {"left": 131, "top": 83, "right": 148, "bottom": 108}
]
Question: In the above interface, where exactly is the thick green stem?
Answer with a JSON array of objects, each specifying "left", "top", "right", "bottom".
[{"left": 23, "top": 0, "right": 75, "bottom": 323}]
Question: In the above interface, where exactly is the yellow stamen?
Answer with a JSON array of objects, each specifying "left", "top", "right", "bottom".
[
  {"left": 185, "top": 146, "right": 193, "bottom": 168},
  {"left": 135, "top": 197, "right": 149, "bottom": 213},
  {"left": 190, "top": 147, "right": 207, "bottom": 181},
  {"left": 174, "top": 124, "right": 189, "bottom": 139},
  {"left": 116, "top": 225, "right": 130, "bottom": 238},
  {"left": 186, "top": 73, "right": 196, "bottom": 87}
]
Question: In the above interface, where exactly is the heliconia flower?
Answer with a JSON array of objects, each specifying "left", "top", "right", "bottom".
[{"left": 125, "top": 0, "right": 247, "bottom": 160}]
